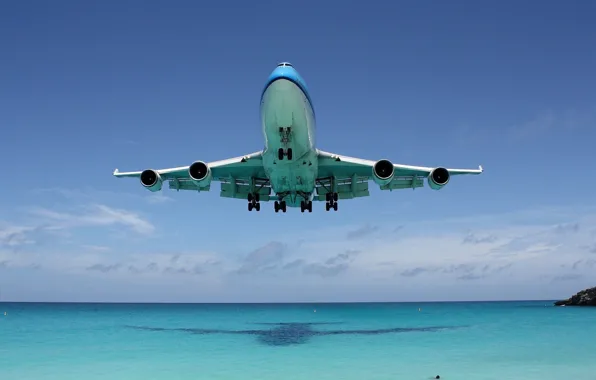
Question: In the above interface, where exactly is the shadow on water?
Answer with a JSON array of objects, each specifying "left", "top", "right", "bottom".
[{"left": 125, "top": 322, "right": 467, "bottom": 347}]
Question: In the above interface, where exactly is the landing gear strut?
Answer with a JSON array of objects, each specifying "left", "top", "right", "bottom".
[
  {"left": 325, "top": 192, "right": 338, "bottom": 211},
  {"left": 247, "top": 193, "right": 261, "bottom": 212},
  {"left": 300, "top": 200, "right": 313, "bottom": 213},
  {"left": 274, "top": 200, "right": 287, "bottom": 213}
]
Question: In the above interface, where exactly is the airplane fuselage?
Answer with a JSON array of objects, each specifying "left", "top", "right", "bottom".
[{"left": 260, "top": 63, "right": 318, "bottom": 207}]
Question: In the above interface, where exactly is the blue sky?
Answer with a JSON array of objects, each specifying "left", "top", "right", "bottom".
[{"left": 1, "top": 0, "right": 595, "bottom": 302}]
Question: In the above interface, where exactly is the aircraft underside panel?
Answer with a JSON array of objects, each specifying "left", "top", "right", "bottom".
[
  {"left": 167, "top": 177, "right": 273, "bottom": 200},
  {"left": 314, "top": 176, "right": 369, "bottom": 201},
  {"left": 313, "top": 175, "right": 424, "bottom": 201},
  {"left": 379, "top": 176, "right": 425, "bottom": 190},
  {"left": 219, "top": 178, "right": 272, "bottom": 201},
  {"left": 167, "top": 178, "right": 211, "bottom": 192}
]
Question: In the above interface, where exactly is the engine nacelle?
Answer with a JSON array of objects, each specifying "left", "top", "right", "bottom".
[
  {"left": 188, "top": 160, "right": 212, "bottom": 186},
  {"left": 372, "top": 159, "right": 395, "bottom": 186},
  {"left": 427, "top": 167, "right": 450, "bottom": 190},
  {"left": 140, "top": 169, "right": 163, "bottom": 192}
]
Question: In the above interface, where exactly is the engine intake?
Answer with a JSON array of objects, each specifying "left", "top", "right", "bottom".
[
  {"left": 188, "top": 161, "right": 212, "bottom": 184},
  {"left": 140, "top": 169, "right": 163, "bottom": 192},
  {"left": 427, "top": 167, "right": 450, "bottom": 190},
  {"left": 372, "top": 159, "right": 395, "bottom": 186}
]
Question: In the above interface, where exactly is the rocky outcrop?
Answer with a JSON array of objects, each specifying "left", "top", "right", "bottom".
[{"left": 554, "top": 286, "right": 596, "bottom": 306}]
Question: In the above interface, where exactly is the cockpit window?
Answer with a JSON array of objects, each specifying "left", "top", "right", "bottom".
[{"left": 277, "top": 62, "right": 293, "bottom": 67}]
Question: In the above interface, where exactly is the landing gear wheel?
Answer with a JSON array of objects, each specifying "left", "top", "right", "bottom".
[
  {"left": 300, "top": 200, "right": 312, "bottom": 213},
  {"left": 248, "top": 193, "right": 260, "bottom": 212},
  {"left": 278, "top": 148, "right": 284, "bottom": 160},
  {"left": 287, "top": 148, "right": 293, "bottom": 160},
  {"left": 325, "top": 200, "right": 338, "bottom": 212},
  {"left": 275, "top": 200, "right": 287, "bottom": 212},
  {"left": 324, "top": 192, "right": 339, "bottom": 212}
]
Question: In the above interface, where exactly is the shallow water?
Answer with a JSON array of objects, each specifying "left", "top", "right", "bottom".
[{"left": 1, "top": 301, "right": 594, "bottom": 379}]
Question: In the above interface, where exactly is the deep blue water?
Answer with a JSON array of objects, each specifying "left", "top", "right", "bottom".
[{"left": 1, "top": 301, "right": 594, "bottom": 379}]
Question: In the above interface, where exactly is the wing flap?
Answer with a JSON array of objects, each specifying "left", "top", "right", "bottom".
[
  {"left": 380, "top": 177, "right": 424, "bottom": 190},
  {"left": 167, "top": 178, "right": 210, "bottom": 192},
  {"left": 314, "top": 175, "right": 370, "bottom": 201}
]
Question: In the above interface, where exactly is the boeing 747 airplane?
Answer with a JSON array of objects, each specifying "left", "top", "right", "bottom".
[{"left": 113, "top": 62, "right": 483, "bottom": 213}]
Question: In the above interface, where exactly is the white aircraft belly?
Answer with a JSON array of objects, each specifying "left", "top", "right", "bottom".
[{"left": 260, "top": 79, "right": 318, "bottom": 206}]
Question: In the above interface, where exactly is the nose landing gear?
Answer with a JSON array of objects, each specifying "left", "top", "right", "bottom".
[
  {"left": 277, "top": 126, "right": 293, "bottom": 160},
  {"left": 278, "top": 148, "right": 293, "bottom": 161}
]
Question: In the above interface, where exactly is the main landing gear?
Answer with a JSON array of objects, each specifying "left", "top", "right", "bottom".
[
  {"left": 325, "top": 192, "right": 338, "bottom": 212},
  {"left": 300, "top": 200, "right": 313, "bottom": 213},
  {"left": 247, "top": 193, "right": 261, "bottom": 212},
  {"left": 274, "top": 200, "right": 287, "bottom": 213}
]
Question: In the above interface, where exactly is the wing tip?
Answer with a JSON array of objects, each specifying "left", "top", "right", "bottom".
[
  {"left": 113, "top": 168, "right": 119, "bottom": 176},
  {"left": 479, "top": 165, "right": 483, "bottom": 172}
]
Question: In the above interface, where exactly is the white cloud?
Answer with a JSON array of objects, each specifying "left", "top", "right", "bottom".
[
  {"left": 146, "top": 193, "right": 174, "bottom": 204},
  {"left": 27, "top": 204, "right": 155, "bottom": 235},
  {"left": 453, "top": 106, "right": 596, "bottom": 146},
  {"left": 2, "top": 204, "right": 596, "bottom": 302},
  {"left": 0, "top": 224, "right": 38, "bottom": 247},
  {"left": 81, "top": 245, "right": 111, "bottom": 252},
  {"left": 31, "top": 187, "right": 175, "bottom": 206}
]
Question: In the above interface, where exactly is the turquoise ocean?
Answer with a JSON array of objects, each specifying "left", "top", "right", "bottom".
[{"left": 1, "top": 301, "right": 594, "bottom": 380}]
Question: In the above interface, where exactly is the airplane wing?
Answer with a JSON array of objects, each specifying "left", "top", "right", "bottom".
[
  {"left": 314, "top": 149, "right": 483, "bottom": 201},
  {"left": 113, "top": 151, "right": 273, "bottom": 201}
]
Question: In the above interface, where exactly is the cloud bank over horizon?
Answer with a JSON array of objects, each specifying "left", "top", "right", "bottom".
[{"left": 2, "top": 187, "right": 595, "bottom": 303}]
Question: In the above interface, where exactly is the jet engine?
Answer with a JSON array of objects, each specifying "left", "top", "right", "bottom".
[
  {"left": 188, "top": 160, "right": 212, "bottom": 185},
  {"left": 427, "top": 167, "right": 450, "bottom": 190},
  {"left": 372, "top": 159, "right": 395, "bottom": 186},
  {"left": 140, "top": 169, "right": 163, "bottom": 192}
]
